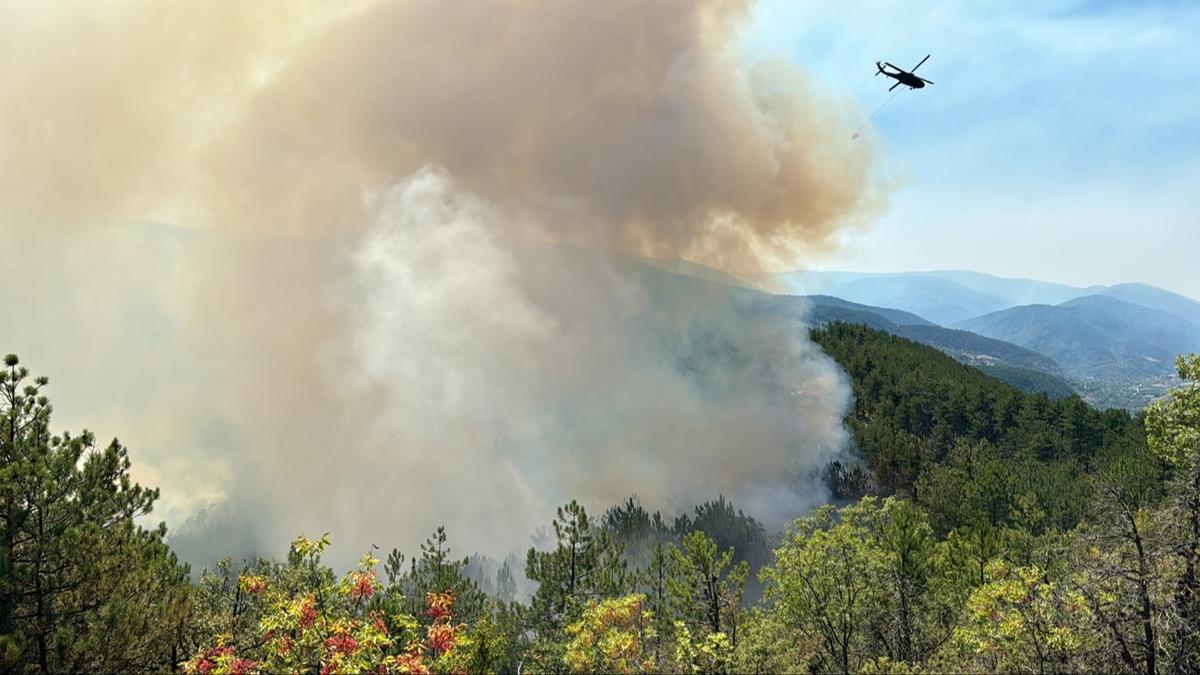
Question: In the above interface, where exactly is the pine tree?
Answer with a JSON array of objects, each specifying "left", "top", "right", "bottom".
[
  {"left": 639, "top": 541, "right": 676, "bottom": 667},
  {"left": 406, "top": 526, "right": 487, "bottom": 625},
  {"left": 523, "top": 501, "right": 627, "bottom": 670},
  {"left": 0, "top": 354, "right": 190, "bottom": 672},
  {"left": 526, "top": 501, "right": 627, "bottom": 627},
  {"left": 495, "top": 560, "right": 517, "bottom": 604},
  {"left": 668, "top": 531, "right": 747, "bottom": 646}
]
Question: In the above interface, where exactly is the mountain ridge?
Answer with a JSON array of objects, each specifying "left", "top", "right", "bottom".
[
  {"left": 955, "top": 294, "right": 1200, "bottom": 378},
  {"left": 757, "top": 269, "right": 1199, "bottom": 323}
]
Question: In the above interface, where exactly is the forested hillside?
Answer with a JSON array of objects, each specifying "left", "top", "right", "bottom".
[
  {"left": 812, "top": 323, "right": 1147, "bottom": 531},
  {"left": 3, "top": 338, "right": 1199, "bottom": 673}
]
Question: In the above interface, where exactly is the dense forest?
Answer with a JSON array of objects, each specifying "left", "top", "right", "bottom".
[{"left": 2, "top": 322, "right": 1199, "bottom": 674}]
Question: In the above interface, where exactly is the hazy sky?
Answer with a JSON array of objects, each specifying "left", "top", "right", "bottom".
[{"left": 748, "top": 0, "right": 1200, "bottom": 298}]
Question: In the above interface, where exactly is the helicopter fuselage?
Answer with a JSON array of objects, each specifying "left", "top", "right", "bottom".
[
  {"left": 892, "top": 72, "right": 925, "bottom": 89},
  {"left": 876, "top": 59, "right": 932, "bottom": 90}
]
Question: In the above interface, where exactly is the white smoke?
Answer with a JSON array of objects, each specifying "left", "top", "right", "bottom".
[{"left": 234, "top": 168, "right": 852, "bottom": 556}]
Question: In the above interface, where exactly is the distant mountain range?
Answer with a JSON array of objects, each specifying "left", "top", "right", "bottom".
[
  {"left": 759, "top": 270, "right": 1200, "bottom": 326},
  {"left": 758, "top": 270, "right": 1084, "bottom": 319},
  {"left": 748, "top": 269, "right": 1200, "bottom": 409},
  {"left": 955, "top": 295, "right": 1200, "bottom": 379},
  {"left": 1098, "top": 283, "right": 1200, "bottom": 326},
  {"left": 812, "top": 275, "right": 1010, "bottom": 325}
]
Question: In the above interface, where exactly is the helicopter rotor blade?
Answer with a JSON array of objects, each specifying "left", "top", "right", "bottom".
[
  {"left": 918, "top": 77, "right": 934, "bottom": 85},
  {"left": 911, "top": 54, "right": 930, "bottom": 72}
]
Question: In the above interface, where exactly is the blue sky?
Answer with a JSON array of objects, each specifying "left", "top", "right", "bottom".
[{"left": 747, "top": 0, "right": 1200, "bottom": 297}]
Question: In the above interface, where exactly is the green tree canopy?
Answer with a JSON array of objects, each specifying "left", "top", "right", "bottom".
[{"left": 0, "top": 355, "right": 190, "bottom": 672}]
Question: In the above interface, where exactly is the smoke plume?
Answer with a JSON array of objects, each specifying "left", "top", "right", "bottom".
[{"left": 0, "top": 0, "right": 886, "bottom": 560}]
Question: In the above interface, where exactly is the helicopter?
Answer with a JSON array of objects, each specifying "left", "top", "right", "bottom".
[{"left": 876, "top": 54, "right": 934, "bottom": 91}]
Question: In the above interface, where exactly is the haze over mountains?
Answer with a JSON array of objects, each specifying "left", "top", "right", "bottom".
[
  {"left": 757, "top": 270, "right": 1200, "bottom": 409},
  {"left": 765, "top": 270, "right": 1148, "bottom": 321},
  {"left": 957, "top": 295, "right": 1200, "bottom": 379}
]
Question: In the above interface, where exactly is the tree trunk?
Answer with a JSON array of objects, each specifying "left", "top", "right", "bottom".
[
  {"left": 708, "top": 574, "right": 721, "bottom": 635},
  {"left": 1130, "top": 522, "right": 1156, "bottom": 675},
  {"left": 1, "top": 394, "right": 17, "bottom": 644},
  {"left": 0, "top": 519, "right": 14, "bottom": 643},
  {"left": 33, "top": 500, "right": 49, "bottom": 674}
]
